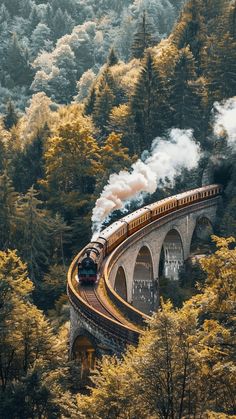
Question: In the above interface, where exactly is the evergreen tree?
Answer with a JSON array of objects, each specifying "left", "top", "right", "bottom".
[
  {"left": 172, "top": 0, "right": 207, "bottom": 73},
  {"left": 6, "top": 34, "right": 33, "bottom": 86},
  {"left": 12, "top": 132, "right": 45, "bottom": 193},
  {"left": 93, "top": 83, "right": 115, "bottom": 135},
  {"left": 0, "top": 171, "right": 19, "bottom": 250},
  {"left": 84, "top": 85, "right": 97, "bottom": 115},
  {"left": 16, "top": 187, "right": 53, "bottom": 280},
  {"left": 130, "top": 51, "right": 169, "bottom": 151},
  {"left": 31, "top": 23, "right": 52, "bottom": 57},
  {"left": 29, "top": 4, "right": 40, "bottom": 31},
  {"left": 52, "top": 8, "right": 73, "bottom": 40},
  {"left": 205, "top": 33, "right": 236, "bottom": 100},
  {"left": 169, "top": 47, "right": 197, "bottom": 129},
  {"left": 132, "top": 11, "right": 154, "bottom": 59},
  {"left": 107, "top": 48, "right": 119, "bottom": 67},
  {"left": 3, "top": 100, "right": 18, "bottom": 130}
]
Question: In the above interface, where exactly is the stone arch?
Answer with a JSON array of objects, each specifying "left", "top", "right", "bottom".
[
  {"left": 132, "top": 245, "right": 154, "bottom": 314},
  {"left": 114, "top": 266, "right": 127, "bottom": 301},
  {"left": 72, "top": 332, "right": 97, "bottom": 377},
  {"left": 159, "top": 229, "right": 184, "bottom": 280},
  {"left": 190, "top": 216, "right": 214, "bottom": 252}
]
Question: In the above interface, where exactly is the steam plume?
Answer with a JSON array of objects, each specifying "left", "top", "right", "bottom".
[
  {"left": 214, "top": 97, "right": 236, "bottom": 147},
  {"left": 92, "top": 128, "right": 201, "bottom": 235}
]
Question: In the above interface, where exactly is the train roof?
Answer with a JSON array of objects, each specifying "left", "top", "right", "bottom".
[
  {"left": 99, "top": 220, "right": 127, "bottom": 240},
  {"left": 121, "top": 207, "right": 150, "bottom": 223},
  {"left": 176, "top": 184, "right": 221, "bottom": 200},
  {"left": 145, "top": 196, "right": 177, "bottom": 210}
]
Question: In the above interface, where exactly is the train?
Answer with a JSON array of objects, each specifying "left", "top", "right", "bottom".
[{"left": 77, "top": 184, "right": 222, "bottom": 284}]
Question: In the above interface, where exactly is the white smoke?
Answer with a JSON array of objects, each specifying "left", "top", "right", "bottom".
[
  {"left": 92, "top": 128, "right": 201, "bottom": 235},
  {"left": 214, "top": 97, "right": 236, "bottom": 147}
]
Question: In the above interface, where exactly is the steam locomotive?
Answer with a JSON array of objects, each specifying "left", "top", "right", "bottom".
[{"left": 77, "top": 184, "right": 222, "bottom": 284}]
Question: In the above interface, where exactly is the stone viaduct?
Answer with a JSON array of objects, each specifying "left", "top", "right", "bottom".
[{"left": 68, "top": 196, "right": 220, "bottom": 366}]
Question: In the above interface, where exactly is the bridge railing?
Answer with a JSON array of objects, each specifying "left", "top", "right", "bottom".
[{"left": 67, "top": 253, "right": 141, "bottom": 346}]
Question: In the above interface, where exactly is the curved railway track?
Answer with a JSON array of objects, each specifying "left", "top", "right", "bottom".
[{"left": 79, "top": 284, "right": 123, "bottom": 324}]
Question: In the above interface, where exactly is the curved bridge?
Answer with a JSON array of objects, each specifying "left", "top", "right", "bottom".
[{"left": 68, "top": 190, "right": 221, "bottom": 366}]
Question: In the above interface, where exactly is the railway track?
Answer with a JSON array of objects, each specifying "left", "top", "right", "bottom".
[{"left": 79, "top": 284, "right": 123, "bottom": 324}]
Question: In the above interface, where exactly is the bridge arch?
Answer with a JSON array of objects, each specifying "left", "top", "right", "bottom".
[
  {"left": 190, "top": 216, "right": 214, "bottom": 252},
  {"left": 159, "top": 228, "right": 184, "bottom": 280},
  {"left": 132, "top": 245, "right": 154, "bottom": 314},
  {"left": 72, "top": 332, "right": 97, "bottom": 377},
  {"left": 114, "top": 266, "right": 128, "bottom": 301}
]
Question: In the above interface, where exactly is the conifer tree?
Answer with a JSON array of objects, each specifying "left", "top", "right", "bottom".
[
  {"left": 6, "top": 34, "right": 33, "bottom": 86},
  {"left": 0, "top": 171, "right": 19, "bottom": 250},
  {"left": 3, "top": 100, "right": 18, "bottom": 130},
  {"left": 93, "top": 83, "right": 115, "bottom": 135},
  {"left": 84, "top": 85, "right": 97, "bottom": 115},
  {"left": 132, "top": 11, "right": 154, "bottom": 59},
  {"left": 169, "top": 47, "right": 197, "bottom": 129},
  {"left": 130, "top": 51, "right": 169, "bottom": 151},
  {"left": 107, "top": 48, "right": 119, "bottom": 67},
  {"left": 12, "top": 132, "right": 45, "bottom": 193},
  {"left": 16, "top": 187, "right": 52, "bottom": 280}
]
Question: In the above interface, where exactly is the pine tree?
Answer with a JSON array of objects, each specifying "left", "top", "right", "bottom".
[
  {"left": 107, "top": 48, "right": 119, "bottom": 67},
  {"left": 84, "top": 85, "right": 97, "bottom": 115},
  {"left": 132, "top": 11, "right": 154, "bottom": 59},
  {"left": 93, "top": 83, "right": 115, "bottom": 135},
  {"left": 169, "top": 47, "right": 197, "bottom": 129},
  {"left": 29, "top": 4, "right": 40, "bottom": 31},
  {"left": 12, "top": 132, "right": 45, "bottom": 193},
  {"left": 130, "top": 51, "right": 170, "bottom": 151},
  {"left": 0, "top": 171, "right": 19, "bottom": 250},
  {"left": 6, "top": 34, "right": 33, "bottom": 86},
  {"left": 16, "top": 187, "right": 53, "bottom": 280},
  {"left": 3, "top": 100, "right": 18, "bottom": 130},
  {"left": 172, "top": 0, "right": 207, "bottom": 74}
]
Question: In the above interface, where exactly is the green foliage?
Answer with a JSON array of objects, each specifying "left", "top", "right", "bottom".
[
  {"left": 132, "top": 11, "right": 155, "bottom": 59},
  {"left": 0, "top": 171, "right": 19, "bottom": 250},
  {"left": 6, "top": 33, "right": 33, "bottom": 87},
  {"left": 3, "top": 100, "right": 18, "bottom": 130}
]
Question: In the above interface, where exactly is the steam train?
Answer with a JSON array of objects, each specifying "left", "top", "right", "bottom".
[{"left": 77, "top": 184, "right": 222, "bottom": 284}]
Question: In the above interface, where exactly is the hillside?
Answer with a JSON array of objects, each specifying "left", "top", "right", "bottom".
[{"left": 0, "top": 0, "right": 236, "bottom": 417}]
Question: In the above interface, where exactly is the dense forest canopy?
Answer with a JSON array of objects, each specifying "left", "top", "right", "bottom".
[{"left": 0, "top": 0, "right": 236, "bottom": 417}]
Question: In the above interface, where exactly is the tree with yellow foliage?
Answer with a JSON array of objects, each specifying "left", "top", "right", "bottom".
[{"left": 77, "top": 236, "right": 236, "bottom": 418}]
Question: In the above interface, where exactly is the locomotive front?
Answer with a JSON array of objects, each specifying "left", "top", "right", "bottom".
[{"left": 78, "top": 250, "right": 98, "bottom": 284}]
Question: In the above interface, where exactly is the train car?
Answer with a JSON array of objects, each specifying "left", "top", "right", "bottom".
[
  {"left": 99, "top": 220, "right": 128, "bottom": 254},
  {"left": 197, "top": 184, "right": 222, "bottom": 200},
  {"left": 145, "top": 197, "right": 177, "bottom": 221},
  {"left": 121, "top": 207, "right": 151, "bottom": 236},
  {"left": 176, "top": 188, "right": 201, "bottom": 208},
  {"left": 176, "top": 184, "right": 222, "bottom": 208}
]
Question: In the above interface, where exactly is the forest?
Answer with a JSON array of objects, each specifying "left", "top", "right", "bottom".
[{"left": 0, "top": 0, "right": 236, "bottom": 417}]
